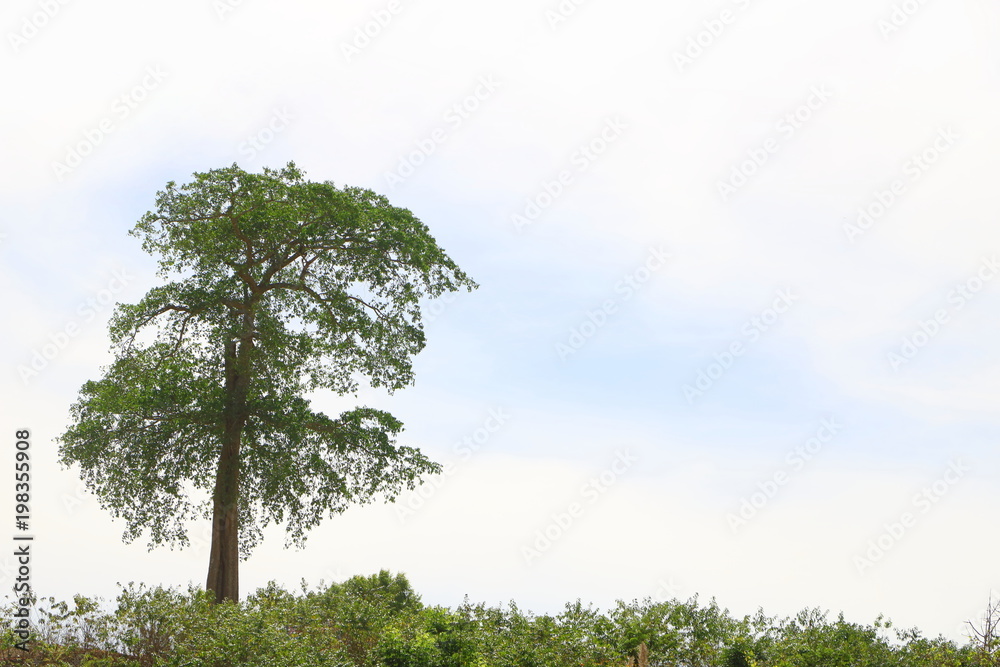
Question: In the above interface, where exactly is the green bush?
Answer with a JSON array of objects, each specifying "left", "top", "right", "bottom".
[
  {"left": 0, "top": 574, "right": 994, "bottom": 667},
  {"left": 0, "top": 590, "right": 138, "bottom": 666},
  {"left": 375, "top": 605, "right": 480, "bottom": 667},
  {"left": 294, "top": 570, "right": 423, "bottom": 666}
]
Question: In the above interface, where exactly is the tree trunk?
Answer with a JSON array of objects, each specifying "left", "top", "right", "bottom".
[
  {"left": 206, "top": 429, "right": 240, "bottom": 602},
  {"left": 206, "top": 339, "right": 246, "bottom": 603}
]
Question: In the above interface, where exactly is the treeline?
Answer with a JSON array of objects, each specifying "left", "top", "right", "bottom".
[{"left": 0, "top": 570, "right": 991, "bottom": 666}]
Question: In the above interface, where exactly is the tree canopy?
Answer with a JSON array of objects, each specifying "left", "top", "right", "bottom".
[{"left": 57, "top": 162, "right": 477, "bottom": 601}]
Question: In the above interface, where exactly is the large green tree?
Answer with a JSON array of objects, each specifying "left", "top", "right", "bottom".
[{"left": 57, "top": 162, "right": 476, "bottom": 603}]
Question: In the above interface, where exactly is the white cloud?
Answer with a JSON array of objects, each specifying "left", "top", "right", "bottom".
[{"left": 1, "top": 0, "right": 999, "bottom": 644}]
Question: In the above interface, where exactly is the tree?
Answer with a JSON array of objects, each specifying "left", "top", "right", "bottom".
[
  {"left": 56, "top": 162, "right": 477, "bottom": 603},
  {"left": 966, "top": 594, "right": 1000, "bottom": 666}
]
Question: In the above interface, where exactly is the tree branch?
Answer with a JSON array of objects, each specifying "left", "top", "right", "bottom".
[{"left": 263, "top": 281, "right": 386, "bottom": 320}]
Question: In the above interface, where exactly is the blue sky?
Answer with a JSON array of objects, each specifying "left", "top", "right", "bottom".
[{"left": 2, "top": 0, "right": 1000, "bottom": 643}]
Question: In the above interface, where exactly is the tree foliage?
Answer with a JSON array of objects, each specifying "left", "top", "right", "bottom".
[{"left": 57, "top": 162, "right": 477, "bottom": 571}]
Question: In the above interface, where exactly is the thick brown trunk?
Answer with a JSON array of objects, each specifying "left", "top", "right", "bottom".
[
  {"left": 206, "top": 339, "right": 247, "bottom": 603},
  {"left": 206, "top": 433, "right": 240, "bottom": 602}
]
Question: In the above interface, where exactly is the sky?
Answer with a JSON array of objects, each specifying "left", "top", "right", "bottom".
[{"left": 1, "top": 0, "right": 1000, "bottom": 645}]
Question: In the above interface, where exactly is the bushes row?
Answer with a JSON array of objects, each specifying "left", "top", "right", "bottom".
[{"left": 0, "top": 571, "right": 990, "bottom": 666}]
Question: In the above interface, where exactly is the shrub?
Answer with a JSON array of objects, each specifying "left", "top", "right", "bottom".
[{"left": 375, "top": 606, "right": 480, "bottom": 667}]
